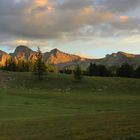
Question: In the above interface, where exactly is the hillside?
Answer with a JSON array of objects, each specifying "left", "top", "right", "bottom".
[
  {"left": 0, "top": 46, "right": 85, "bottom": 66},
  {"left": 0, "top": 46, "right": 140, "bottom": 67},
  {"left": 0, "top": 71, "right": 140, "bottom": 140},
  {"left": 44, "top": 48, "right": 84, "bottom": 65},
  {"left": 80, "top": 51, "right": 140, "bottom": 69},
  {"left": 97, "top": 52, "right": 140, "bottom": 66},
  {"left": 0, "top": 50, "right": 11, "bottom": 66}
]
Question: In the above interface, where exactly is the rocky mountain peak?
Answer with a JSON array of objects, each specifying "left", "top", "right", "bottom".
[
  {"left": 106, "top": 52, "right": 135, "bottom": 59},
  {"left": 13, "top": 45, "right": 36, "bottom": 61},
  {"left": 117, "top": 51, "right": 135, "bottom": 58},
  {"left": 50, "top": 48, "right": 62, "bottom": 56},
  {"left": 0, "top": 50, "right": 6, "bottom": 54},
  {"left": 0, "top": 46, "right": 140, "bottom": 68},
  {"left": 0, "top": 50, "right": 11, "bottom": 66},
  {"left": 14, "top": 45, "right": 33, "bottom": 54}
]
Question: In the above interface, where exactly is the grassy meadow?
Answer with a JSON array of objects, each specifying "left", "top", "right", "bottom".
[{"left": 0, "top": 71, "right": 140, "bottom": 140}]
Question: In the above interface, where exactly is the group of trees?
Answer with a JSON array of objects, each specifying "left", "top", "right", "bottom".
[
  {"left": 86, "top": 63, "right": 110, "bottom": 77},
  {"left": 62, "top": 63, "right": 140, "bottom": 79},
  {"left": 85, "top": 63, "right": 140, "bottom": 78},
  {"left": 1, "top": 47, "right": 140, "bottom": 80},
  {"left": 3, "top": 59, "right": 34, "bottom": 72},
  {"left": 117, "top": 64, "right": 140, "bottom": 78},
  {"left": 0, "top": 48, "right": 47, "bottom": 80}
]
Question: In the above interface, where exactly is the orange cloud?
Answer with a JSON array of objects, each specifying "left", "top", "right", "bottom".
[
  {"left": 100, "top": 13, "right": 114, "bottom": 22},
  {"left": 16, "top": 39, "right": 29, "bottom": 45},
  {"left": 35, "top": 0, "right": 48, "bottom": 6},
  {"left": 82, "top": 6, "right": 94, "bottom": 15},
  {"left": 120, "top": 16, "right": 129, "bottom": 23},
  {"left": 75, "top": 6, "right": 94, "bottom": 23},
  {"left": 77, "top": 7, "right": 114, "bottom": 24},
  {"left": 26, "top": 0, "right": 53, "bottom": 14},
  {"left": 35, "top": 0, "right": 53, "bottom": 10}
]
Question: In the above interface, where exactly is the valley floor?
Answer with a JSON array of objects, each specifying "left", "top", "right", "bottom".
[{"left": 0, "top": 71, "right": 140, "bottom": 140}]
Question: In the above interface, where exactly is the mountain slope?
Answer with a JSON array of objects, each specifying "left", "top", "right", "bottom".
[
  {"left": 97, "top": 52, "right": 140, "bottom": 67},
  {"left": 0, "top": 50, "right": 11, "bottom": 66},
  {"left": 0, "top": 46, "right": 85, "bottom": 66},
  {"left": 11, "top": 45, "right": 37, "bottom": 62},
  {"left": 44, "top": 48, "right": 84, "bottom": 65},
  {"left": 0, "top": 46, "right": 140, "bottom": 68}
]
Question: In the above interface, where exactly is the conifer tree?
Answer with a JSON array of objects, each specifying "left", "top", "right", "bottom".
[
  {"left": 135, "top": 65, "right": 140, "bottom": 78},
  {"left": 117, "top": 63, "right": 134, "bottom": 78},
  {"left": 73, "top": 65, "right": 82, "bottom": 81},
  {"left": 87, "top": 63, "right": 98, "bottom": 76},
  {"left": 34, "top": 47, "right": 46, "bottom": 80}
]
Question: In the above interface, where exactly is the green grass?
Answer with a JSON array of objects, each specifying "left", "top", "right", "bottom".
[{"left": 0, "top": 72, "right": 140, "bottom": 140}]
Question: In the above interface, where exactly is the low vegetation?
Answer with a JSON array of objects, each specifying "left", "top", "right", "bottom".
[{"left": 0, "top": 71, "right": 140, "bottom": 140}]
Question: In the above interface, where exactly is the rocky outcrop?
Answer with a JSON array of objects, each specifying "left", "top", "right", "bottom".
[
  {"left": 11, "top": 45, "right": 37, "bottom": 61},
  {"left": 97, "top": 52, "right": 140, "bottom": 67},
  {"left": 0, "top": 50, "right": 11, "bottom": 66},
  {"left": 44, "top": 48, "right": 83, "bottom": 65}
]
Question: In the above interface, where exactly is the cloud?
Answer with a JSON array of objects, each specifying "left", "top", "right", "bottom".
[
  {"left": 0, "top": 0, "right": 140, "bottom": 42},
  {"left": 120, "top": 16, "right": 129, "bottom": 23},
  {"left": 97, "top": 0, "right": 140, "bottom": 13},
  {"left": 111, "top": 16, "right": 140, "bottom": 35},
  {"left": 16, "top": 39, "right": 29, "bottom": 45}
]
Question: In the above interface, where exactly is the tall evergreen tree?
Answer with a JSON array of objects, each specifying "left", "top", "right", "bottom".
[
  {"left": 34, "top": 47, "right": 46, "bottom": 80},
  {"left": 87, "top": 63, "right": 109, "bottom": 77},
  {"left": 135, "top": 65, "right": 140, "bottom": 78},
  {"left": 3, "top": 59, "right": 9, "bottom": 70},
  {"left": 6, "top": 59, "right": 17, "bottom": 72},
  {"left": 97, "top": 65, "right": 109, "bottom": 77},
  {"left": 73, "top": 65, "right": 82, "bottom": 81},
  {"left": 87, "top": 63, "right": 98, "bottom": 76}
]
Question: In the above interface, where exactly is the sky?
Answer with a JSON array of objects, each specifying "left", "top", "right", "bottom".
[{"left": 0, "top": 0, "right": 140, "bottom": 58}]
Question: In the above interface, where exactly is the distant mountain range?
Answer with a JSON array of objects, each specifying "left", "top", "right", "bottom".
[{"left": 0, "top": 45, "right": 140, "bottom": 68}]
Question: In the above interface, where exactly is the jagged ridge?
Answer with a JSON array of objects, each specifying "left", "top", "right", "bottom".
[
  {"left": 0, "top": 46, "right": 140, "bottom": 67},
  {"left": 0, "top": 46, "right": 84, "bottom": 66}
]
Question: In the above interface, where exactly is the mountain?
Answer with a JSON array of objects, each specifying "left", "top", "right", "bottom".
[
  {"left": 79, "top": 51, "right": 140, "bottom": 69},
  {"left": 0, "top": 46, "right": 85, "bottom": 66},
  {"left": 44, "top": 48, "right": 84, "bottom": 65},
  {"left": 10, "top": 45, "right": 37, "bottom": 62},
  {"left": 96, "top": 52, "right": 140, "bottom": 67},
  {"left": 0, "top": 50, "right": 11, "bottom": 66},
  {"left": 0, "top": 46, "right": 140, "bottom": 68}
]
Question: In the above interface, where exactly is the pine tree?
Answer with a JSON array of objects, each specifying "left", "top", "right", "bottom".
[
  {"left": 6, "top": 59, "right": 17, "bottom": 72},
  {"left": 117, "top": 63, "right": 134, "bottom": 78},
  {"left": 4, "top": 59, "right": 9, "bottom": 70},
  {"left": 87, "top": 63, "right": 98, "bottom": 76},
  {"left": 73, "top": 65, "right": 82, "bottom": 82},
  {"left": 97, "top": 65, "right": 109, "bottom": 77},
  {"left": 135, "top": 65, "right": 140, "bottom": 78},
  {"left": 87, "top": 63, "right": 109, "bottom": 77},
  {"left": 34, "top": 47, "right": 46, "bottom": 80}
]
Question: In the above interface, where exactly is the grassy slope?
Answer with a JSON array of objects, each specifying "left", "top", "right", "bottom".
[{"left": 0, "top": 72, "right": 140, "bottom": 140}]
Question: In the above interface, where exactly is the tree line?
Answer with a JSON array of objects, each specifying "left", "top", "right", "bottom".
[
  {"left": 2, "top": 59, "right": 34, "bottom": 72},
  {"left": 0, "top": 48, "right": 47, "bottom": 80},
  {"left": 1, "top": 61, "right": 140, "bottom": 79},
  {"left": 85, "top": 63, "right": 140, "bottom": 78},
  {"left": 63, "top": 63, "right": 140, "bottom": 79},
  {"left": 1, "top": 50, "right": 140, "bottom": 79}
]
